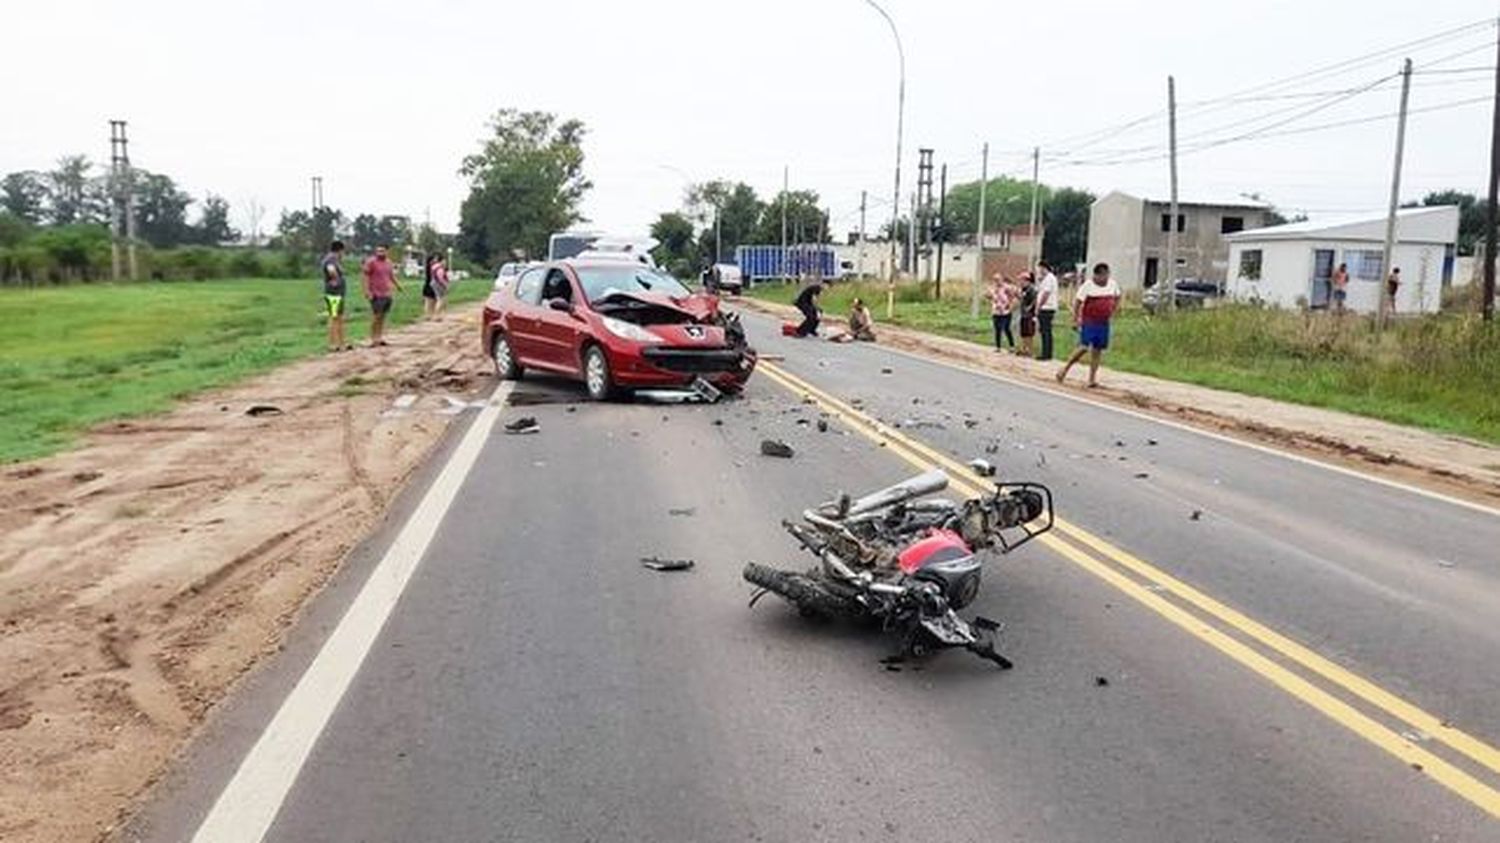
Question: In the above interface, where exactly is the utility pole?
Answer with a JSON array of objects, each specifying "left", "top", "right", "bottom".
[
  {"left": 862, "top": 0, "right": 905, "bottom": 317},
  {"left": 971, "top": 142, "right": 989, "bottom": 317},
  {"left": 1166, "top": 75, "right": 1181, "bottom": 313},
  {"left": 908, "top": 192, "right": 918, "bottom": 280},
  {"left": 780, "top": 165, "right": 789, "bottom": 282},
  {"left": 858, "top": 189, "right": 868, "bottom": 279},
  {"left": 311, "top": 176, "right": 325, "bottom": 212},
  {"left": 109, "top": 120, "right": 137, "bottom": 281},
  {"left": 935, "top": 163, "right": 948, "bottom": 298},
  {"left": 1484, "top": 21, "right": 1499, "bottom": 321},
  {"left": 1379, "top": 58, "right": 1413, "bottom": 332},
  {"left": 714, "top": 203, "right": 722, "bottom": 265},
  {"left": 1025, "top": 146, "right": 1041, "bottom": 274},
  {"left": 917, "top": 149, "right": 935, "bottom": 281}
]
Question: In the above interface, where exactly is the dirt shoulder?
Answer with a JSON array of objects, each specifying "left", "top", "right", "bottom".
[
  {"left": 0, "top": 306, "right": 492, "bottom": 842},
  {"left": 741, "top": 297, "right": 1500, "bottom": 507}
]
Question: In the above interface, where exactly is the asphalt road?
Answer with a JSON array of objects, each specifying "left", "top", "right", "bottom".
[{"left": 132, "top": 312, "right": 1500, "bottom": 842}]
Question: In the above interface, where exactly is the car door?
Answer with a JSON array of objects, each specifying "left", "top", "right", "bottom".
[
  {"left": 532, "top": 267, "right": 587, "bottom": 374},
  {"left": 505, "top": 267, "right": 547, "bottom": 364}
]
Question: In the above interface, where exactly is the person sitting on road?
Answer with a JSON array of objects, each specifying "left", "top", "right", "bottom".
[
  {"left": 830, "top": 297, "right": 876, "bottom": 343},
  {"left": 793, "top": 281, "right": 824, "bottom": 337}
]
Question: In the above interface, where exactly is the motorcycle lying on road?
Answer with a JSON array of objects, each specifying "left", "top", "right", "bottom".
[{"left": 743, "top": 469, "right": 1053, "bottom": 668}]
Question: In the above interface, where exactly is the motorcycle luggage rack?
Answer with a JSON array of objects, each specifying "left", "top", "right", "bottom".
[{"left": 989, "top": 481, "right": 1055, "bottom": 554}]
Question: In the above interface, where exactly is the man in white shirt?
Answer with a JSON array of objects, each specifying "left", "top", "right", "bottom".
[{"left": 1035, "top": 261, "right": 1059, "bottom": 360}]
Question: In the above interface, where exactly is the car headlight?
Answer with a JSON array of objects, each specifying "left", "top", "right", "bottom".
[{"left": 599, "top": 315, "right": 664, "bottom": 343}]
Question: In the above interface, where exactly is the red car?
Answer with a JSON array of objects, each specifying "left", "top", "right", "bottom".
[{"left": 481, "top": 259, "right": 757, "bottom": 400}]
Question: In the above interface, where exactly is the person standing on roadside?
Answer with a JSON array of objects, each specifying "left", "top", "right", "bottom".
[
  {"left": 987, "top": 272, "right": 1017, "bottom": 351},
  {"left": 1056, "top": 262, "right": 1121, "bottom": 388},
  {"left": 321, "top": 240, "right": 351, "bottom": 352},
  {"left": 1017, "top": 272, "right": 1038, "bottom": 357},
  {"left": 1386, "top": 266, "right": 1401, "bottom": 314},
  {"left": 1331, "top": 262, "right": 1350, "bottom": 313},
  {"left": 361, "top": 243, "right": 402, "bottom": 346},
  {"left": 1035, "top": 260, "right": 1059, "bottom": 360},
  {"left": 429, "top": 254, "right": 450, "bottom": 317},
  {"left": 793, "top": 280, "right": 824, "bottom": 337}
]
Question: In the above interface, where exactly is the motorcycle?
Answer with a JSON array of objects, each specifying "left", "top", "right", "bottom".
[{"left": 743, "top": 469, "right": 1053, "bottom": 668}]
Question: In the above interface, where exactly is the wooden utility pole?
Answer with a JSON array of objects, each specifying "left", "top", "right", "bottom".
[
  {"left": 858, "top": 190, "right": 868, "bottom": 279},
  {"left": 1379, "top": 58, "right": 1413, "bottom": 331},
  {"left": 1485, "top": 22, "right": 1499, "bottom": 321},
  {"left": 1025, "top": 147, "right": 1041, "bottom": 273},
  {"left": 971, "top": 142, "right": 989, "bottom": 317},
  {"left": 935, "top": 163, "right": 948, "bottom": 298},
  {"left": 1166, "top": 75, "right": 1180, "bottom": 313}
]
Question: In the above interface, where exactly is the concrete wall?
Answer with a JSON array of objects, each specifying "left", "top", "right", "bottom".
[
  {"left": 1137, "top": 201, "right": 1271, "bottom": 287},
  {"left": 1086, "top": 192, "right": 1145, "bottom": 292},
  {"left": 1227, "top": 240, "right": 1444, "bottom": 313}
]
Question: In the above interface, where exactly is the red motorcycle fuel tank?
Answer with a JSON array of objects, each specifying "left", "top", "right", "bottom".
[{"left": 897, "top": 529, "right": 973, "bottom": 574}]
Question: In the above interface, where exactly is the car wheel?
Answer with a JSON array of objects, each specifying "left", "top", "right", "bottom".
[
  {"left": 492, "top": 331, "right": 522, "bottom": 380},
  {"left": 583, "top": 344, "right": 615, "bottom": 401}
]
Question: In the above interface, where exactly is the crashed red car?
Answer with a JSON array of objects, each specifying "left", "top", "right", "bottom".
[{"left": 481, "top": 258, "right": 757, "bottom": 400}]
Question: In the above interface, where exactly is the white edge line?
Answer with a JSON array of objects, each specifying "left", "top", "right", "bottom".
[
  {"left": 749, "top": 312, "right": 1500, "bottom": 520},
  {"left": 190, "top": 382, "right": 514, "bottom": 843}
]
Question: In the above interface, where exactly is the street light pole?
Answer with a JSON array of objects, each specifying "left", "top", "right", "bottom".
[{"left": 865, "top": 0, "right": 905, "bottom": 319}]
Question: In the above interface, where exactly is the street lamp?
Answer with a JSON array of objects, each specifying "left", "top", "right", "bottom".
[{"left": 864, "top": 0, "right": 905, "bottom": 318}]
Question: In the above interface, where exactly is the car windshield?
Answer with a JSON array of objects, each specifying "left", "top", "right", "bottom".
[{"left": 576, "top": 265, "right": 690, "bottom": 303}]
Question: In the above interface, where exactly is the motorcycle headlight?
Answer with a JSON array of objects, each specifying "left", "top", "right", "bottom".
[{"left": 599, "top": 315, "right": 664, "bottom": 344}]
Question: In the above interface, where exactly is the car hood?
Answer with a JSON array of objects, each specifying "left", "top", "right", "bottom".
[{"left": 593, "top": 291, "right": 720, "bottom": 323}]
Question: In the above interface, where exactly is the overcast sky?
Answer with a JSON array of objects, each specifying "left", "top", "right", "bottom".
[{"left": 3, "top": 0, "right": 1496, "bottom": 242}]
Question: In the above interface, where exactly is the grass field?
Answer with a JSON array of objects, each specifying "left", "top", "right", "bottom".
[
  {"left": 0, "top": 276, "right": 490, "bottom": 462},
  {"left": 750, "top": 280, "right": 1500, "bottom": 445}
]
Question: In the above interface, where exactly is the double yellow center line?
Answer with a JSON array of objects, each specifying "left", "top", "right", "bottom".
[{"left": 758, "top": 360, "right": 1500, "bottom": 820}]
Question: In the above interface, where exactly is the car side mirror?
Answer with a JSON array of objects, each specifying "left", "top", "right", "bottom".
[{"left": 547, "top": 297, "right": 572, "bottom": 312}]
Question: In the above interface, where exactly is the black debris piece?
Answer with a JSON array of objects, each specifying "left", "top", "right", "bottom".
[
  {"left": 1114, "top": 440, "right": 1125, "bottom": 447},
  {"left": 668, "top": 507, "right": 696, "bottom": 517},
  {"left": 640, "top": 556, "right": 695, "bottom": 572},
  {"left": 712, "top": 418, "right": 724, "bottom": 426},
  {"left": 964, "top": 418, "right": 979, "bottom": 429},
  {"left": 1190, "top": 509, "right": 1203, "bottom": 521},
  {"left": 796, "top": 418, "right": 811, "bottom": 426},
  {"left": 880, "top": 367, "right": 893, "bottom": 375},
  {"left": 245, "top": 405, "right": 283, "bottom": 417},
  {"left": 816, "top": 419, "right": 829, "bottom": 433},
  {"left": 1094, "top": 676, "right": 1110, "bottom": 687},
  {"left": 566, "top": 406, "right": 577, "bottom": 413},
  {"left": 760, "top": 439, "right": 795, "bottom": 458},
  {"left": 1146, "top": 438, "right": 1159, "bottom": 446},
  {"left": 1133, "top": 472, "right": 1150, "bottom": 479},
  {"left": 504, "top": 416, "right": 541, "bottom": 434},
  {"left": 984, "top": 443, "right": 999, "bottom": 454}
]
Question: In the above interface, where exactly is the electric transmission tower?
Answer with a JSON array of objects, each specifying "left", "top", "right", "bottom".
[{"left": 109, "top": 120, "right": 138, "bottom": 281}]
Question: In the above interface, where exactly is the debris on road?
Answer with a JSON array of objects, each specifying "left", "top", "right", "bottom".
[
  {"left": 245, "top": 404, "right": 283, "bottom": 417},
  {"left": 1146, "top": 438, "right": 1159, "bottom": 446},
  {"left": 1094, "top": 676, "right": 1111, "bottom": 687},
  {"left": 816, "top": 419, "right": 829, "bottom": 433},
  {"left": 640, "top": 556, "right": 696, "bottom": 572},
  {"left": 1133, "top": 472, "right": 1150, "bottom": 479},
  {"left": 1190, "top": 509, "right": 1204, "bottom": 521},
  {"left": 964, "top": 418, "right": 979, "bottom": 429},
  {"left": 690, "top": 376, "right": 723, "bottom": 403},
  {"left": 880, "top": 367, "right": 893, "bottom": 375},
  {"left": 668, "top": 507, "right": 697, "bottom": 517},
  {"left": 759, "top": 353, "right": 786, "bottom": 362},
  {"left": 70, "top": 470, "right": 103, "bottom": 484},
  {"left": 760, "top": 439, "right": 796, "bottom": 458},
  {"left": 504, "top": 416, "right": 541, "bottom": 435},
  {"left": 968, "top": 459, "right": 997, "bottom": 478},
  {"left": 1436, "top": 558, "right": 1457, "bottom": 569}
]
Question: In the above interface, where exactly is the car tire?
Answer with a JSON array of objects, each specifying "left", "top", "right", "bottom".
[
  {"left": 582, "top": 344, "right": 616, "bottom": 401},
  {"left": 492, "top": 331, "right": 522, "bottom": 380}
]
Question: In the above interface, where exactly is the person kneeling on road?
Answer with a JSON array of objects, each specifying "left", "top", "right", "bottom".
[
  {"left": 829, "top": 297, "right": 876, "bottom": 343},
  {"left": 793, "top": 280, "right": 824, "bottom": 337},
  {"left": 1056, "top": 262, "right": 1121, "bottom": 388}
]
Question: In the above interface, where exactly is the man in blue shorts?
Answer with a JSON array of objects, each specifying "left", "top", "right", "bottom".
[
  {"left": 1056, "top": 262, "right": 1121, "bottom": 388},
  {"left": 321, "top": 240, "right": 351, "bottom": 352}
]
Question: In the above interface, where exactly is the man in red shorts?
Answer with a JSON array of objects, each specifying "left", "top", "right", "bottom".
[{"left": 1056, "top": 262, "right": 1121, "bottom": 388}]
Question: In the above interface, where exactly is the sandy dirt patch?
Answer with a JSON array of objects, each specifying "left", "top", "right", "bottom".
[
  {"left": 0, "top": 306, "right": 493, "bottom": 842},
  {"left": 741, "top": 297, "right": 1500, "bottom": 506}
]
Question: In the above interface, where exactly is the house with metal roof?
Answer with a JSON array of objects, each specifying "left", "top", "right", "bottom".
[{"left": 1085, "top": 190, "right": 1273, "bottom": 290}]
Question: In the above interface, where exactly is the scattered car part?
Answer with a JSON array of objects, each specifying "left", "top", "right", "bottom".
[
  {"left": 504, "top": 416, "right": 540, "bottom": 434},
  {"left": 760, "top": 439, "right": 795, "bottom": 458},
  {"left": 245, "top": 405, "right": 283, "bottom": 417},
  {"left": 641, "top": 556, "right": 695, "bottom": 572}
]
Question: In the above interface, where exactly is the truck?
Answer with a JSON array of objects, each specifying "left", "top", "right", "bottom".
[{"left": 734, "top": 245, "right": 840, "bottom": 284}]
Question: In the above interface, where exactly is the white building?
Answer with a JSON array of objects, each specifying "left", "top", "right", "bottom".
[{"left": 1223, "top": 206, "right": 1459, "bottom": 314}]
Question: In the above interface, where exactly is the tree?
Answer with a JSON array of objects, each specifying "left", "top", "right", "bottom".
[
  {"left": 944, "top": 177, "right": 1047, "bottom": 238},
  {"left": 376, "top": 215, "right": 412, "bottom": 249},
  {"left": 754, "top": 190, "right": 828, "bottom": 245},
  {"left": 650, "top": 212, "right": 699, "bottom": 277},
  {"left": 132, "top": 171, "right": 195, "bottom": 247},
  {"left": 1041, "top": 187, "right": 1095, "bottom": 268},
  {"left": 1, "top": 172, "right": 48, "bottom": 223},
  {"left": 1422, "top": 190, "right": 1485, "bottom": 256},
  {"left": 457, "top": 109, "right": 592, "bottom": 264},
  {"left": 687, "top": 181, "right": 763, "bottom": 260},
  {"left": 46, "top": 155, "right": 106, "bottom": 226},
  {"left": 274, "top": 209, "right": 312, "bottom": 253},
  {"left": 195, "top": 194, "right": 239, "bottom": 245},
  {"left": 351, "top": 213, "right": 382, "bottom": 250},
  {"left": 243, "top": 197, "right": 267, "bottom": 247}
]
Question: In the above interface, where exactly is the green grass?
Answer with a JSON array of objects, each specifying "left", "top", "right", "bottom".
[
  {"left": 750, "top": 280, "right": 1500, "bottom": 444},
  {"left": 0, "top": 276, "right": 490, "bottom": 462}
]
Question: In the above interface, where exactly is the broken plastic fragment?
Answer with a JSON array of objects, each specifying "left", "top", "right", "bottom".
[
  {"left": 640, "top": 556, "right": 695, "bottom": 572},
  {"left": 504, "top": 416, "right": 540, "bottom": 434},
  {"left": 760, "top": 439, "right": 795, "bottom": 458}
]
